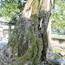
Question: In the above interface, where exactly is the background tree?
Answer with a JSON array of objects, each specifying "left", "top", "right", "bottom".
[
  {"left": 0, "top": 0, "right": 27, "bottom": 23},
  {"left": 0, "top": 0, "right": 20, "bottom": 22},
  {"left": 0, "top": 0, "right": 27, "bottom": 41},
  {"left": 51, "top": 0, "right": 65, "bottom": 34}
]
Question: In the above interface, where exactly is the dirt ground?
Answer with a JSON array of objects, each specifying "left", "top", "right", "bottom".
[
  {"left": 51, "top": 39, "right": 65, "bottom": 48},
  {"left": 51, "top": 39, "right": 65, "bottom": 58}
]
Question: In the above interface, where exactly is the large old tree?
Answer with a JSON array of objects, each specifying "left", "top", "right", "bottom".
[{"left": 8, "top": 0, "right": 53, "bottom": 65}]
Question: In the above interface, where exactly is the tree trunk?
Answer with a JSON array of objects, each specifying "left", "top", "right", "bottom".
[
  {"left": 8, "top": 26, "right": 11, "bottom": 41},
  {"left": 8, "top": 0, "right": 53, "bottom": 65}
]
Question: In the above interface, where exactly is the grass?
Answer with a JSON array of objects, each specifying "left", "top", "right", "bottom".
[
  {"left": 53, "top": 48, "right": 65, "bottom": 60},
  {"left": 53, "top": 48, "right": 65, "bottom": 53},
  {"left": 54, "top": 55, "right": 61, "bottom": 60}
]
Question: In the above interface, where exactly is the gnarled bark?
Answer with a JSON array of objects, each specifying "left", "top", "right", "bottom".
[{"left": 8, "top": 0, "right": 53, "bottom": 65}]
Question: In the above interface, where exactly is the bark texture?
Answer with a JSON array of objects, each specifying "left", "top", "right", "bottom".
[{"left": 8, "top": 0, "right": 53, "bottom": 65}]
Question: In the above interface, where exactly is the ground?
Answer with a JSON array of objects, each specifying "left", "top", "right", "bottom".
[
  {"left": 0, "top": 37, "right": 65, "bottom": 65},
  {"left": 52, "top": 39, "right": 65, "bottom": 59}
]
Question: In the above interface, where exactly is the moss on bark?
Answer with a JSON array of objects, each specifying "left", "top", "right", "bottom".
[{"left": 7, "top": 0, "right": 53, "bottom": 65}]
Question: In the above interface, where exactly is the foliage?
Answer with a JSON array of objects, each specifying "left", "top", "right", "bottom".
[
  {"left": 10, "top": 13, "right": 20, "bottom": 23},
  {"left": 0, "top": 1, "right": 20, "bottom": 22},
  {"left": 0, "top": 0, "right": 27, "bottom": 23},
  {"left": 51, "top": 0, "right": 65, "bottom": 34},
  {"left": 54, "top": 55, "right": 61, "bottom": 60}
]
